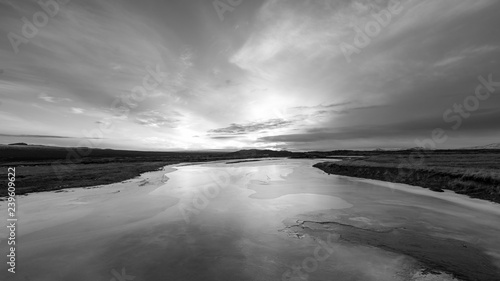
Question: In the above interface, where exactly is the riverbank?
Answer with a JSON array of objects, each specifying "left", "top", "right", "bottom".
[
  {"left": 3, "top": 159, "right": 500, "bottom": 280},
  {"left": 0, "top": 146, "right": 295, "bottom": 196},
  {"left": 313, "top": 160, "right": 500, "bottom": 204},
  {"left": 3, "top": 144, "right": 500, "bottom": 198}
]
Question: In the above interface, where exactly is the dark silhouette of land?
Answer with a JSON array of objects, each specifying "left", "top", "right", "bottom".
[{"left": 2, "top": 144, "right": 500, "bottom": 201}]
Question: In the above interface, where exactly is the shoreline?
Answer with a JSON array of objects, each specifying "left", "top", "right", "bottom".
[
  {"left": 0, "top": 157, "right": 294, "bottom": 198},
  {"left": 313, "top": 161, "right": 500, "bottom": 204},
  {"left": 3, "top": 158, "right": 500, "bottom": 280}
]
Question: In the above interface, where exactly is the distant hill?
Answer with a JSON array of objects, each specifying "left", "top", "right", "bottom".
[
  {"left": 0, "top": 146, "right": 308, "bottom": 163},
  {"left": 0, "top": 144, "right": 227, "bottom": 162},
  {"left": 396, "top": 146, "right": 433, "bottom": 151},
  {"left": 462, "top": 143, "right": 500, "bottom": 150},
  {"left": 8, "top": 142, "right": 28, "bottom": 145},
  {"left": 227, "top": 149, "right": 297, "bottom": 158}
]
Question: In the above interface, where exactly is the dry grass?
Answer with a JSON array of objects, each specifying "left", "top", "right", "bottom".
[{"left": 315, "top": 152, "right": 500, "bottom": 203}]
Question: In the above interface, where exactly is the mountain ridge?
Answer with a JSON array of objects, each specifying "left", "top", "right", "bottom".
[{"left": 461, "top": 143, "right": 500, "bottom": 150}]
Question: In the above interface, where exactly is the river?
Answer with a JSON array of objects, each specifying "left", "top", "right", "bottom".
[{"left": 1, "top": 159, "right": 499, "bottom": 280}]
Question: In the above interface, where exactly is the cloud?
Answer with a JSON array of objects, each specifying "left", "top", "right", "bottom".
[
  {"left": 433, "top": 45, "right": 498, "bottom": 68},
  {"left": 2, "top": 0, "right": 500, "bottom": 150},
  {"left": 38, "top": 92, "right": 72, "bottom": 103},
  {"left": 71, "top": 107, "right": 85, "bottom": 114},
  {"left": 208, "top": 118, "right": 293, "bottom": 135},
  {"left": 292, "top": 101, "right": 351, "bottom": 110},
  {"left": 209, "top": 136, "right": 241, "bottom": 140},
  {"left": 230, "top": 0, "right": 346, "bottom": 75},
  {"left": 259, "top": 108, "right": 500, "bottom": 147},
  {"left": 134, "top": 111, "right": 181, "bottom": 128},
  {"left": 0, "top": 133, "right": 102, "bottom": 139}
]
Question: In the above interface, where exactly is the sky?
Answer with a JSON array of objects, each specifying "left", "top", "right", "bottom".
[{"left": 0, "top": 0, "right": 499, "bottom": 151}]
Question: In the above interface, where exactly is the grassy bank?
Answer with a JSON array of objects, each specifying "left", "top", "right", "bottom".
[
  {"left": 0, "top": 146, "right": 297, "bottom": 196},
  {"left": 0, "top": 161, "right": 177, "bottom": 197},
  {"left": 4, "top": 144, "right": 500, "bottom": 200},
  {"left": 313, "top": 153, "right": 500, "bottom": 204}
]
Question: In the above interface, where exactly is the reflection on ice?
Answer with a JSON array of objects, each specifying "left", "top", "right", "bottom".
[{"left": 1, "top": 159, "right": 499, "bottom": 281}]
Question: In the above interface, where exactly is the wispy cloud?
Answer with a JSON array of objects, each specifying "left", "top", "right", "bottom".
[
  {"left": 0, "top": 133, "right": 102, "bottom": 139},
  {"left": 134, "top": 111, "right": 182, "bottom": 128},
  {"left": 38, "top": 92, "right": 72, "bottom": 103},
  {"left": 1, "top": 0, "right": 499, "bottom": 150},
  {"left": 70, "top": 107, "right": 85, "bottom": 114},
  {"left": 433, "top": 45, "right": 498, "bottom": 68},
  {"left": 208, "top": 118, "right": 293, "bottom": 136}
]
